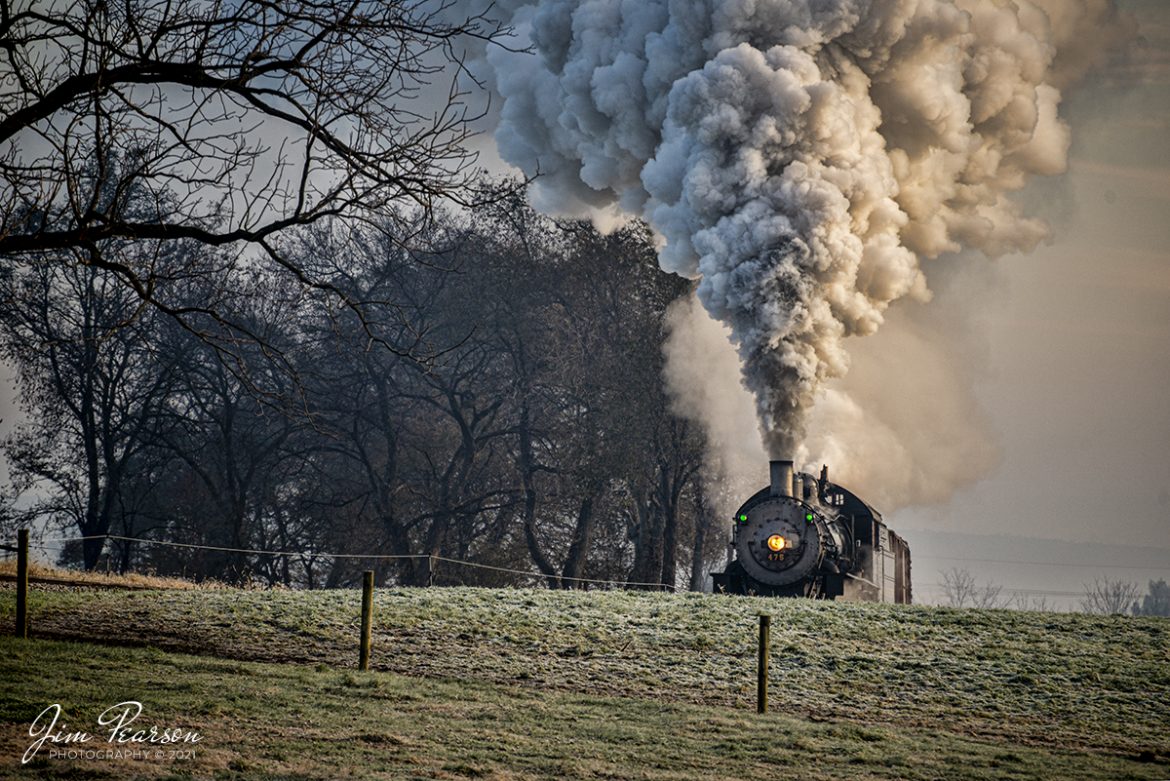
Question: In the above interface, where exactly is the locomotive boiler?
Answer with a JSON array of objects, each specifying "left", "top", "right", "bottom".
[{"left": 712, "top": 460, "right": 911, "bottom": 603}]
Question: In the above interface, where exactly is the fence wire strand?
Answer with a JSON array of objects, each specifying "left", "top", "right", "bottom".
[{"left": 17, "top": 534, "right": 679, "bottom": 591}]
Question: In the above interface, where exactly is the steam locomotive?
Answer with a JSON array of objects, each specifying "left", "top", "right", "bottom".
[{"left": 712, "top": 460, "right": 911, "bottom": 603}]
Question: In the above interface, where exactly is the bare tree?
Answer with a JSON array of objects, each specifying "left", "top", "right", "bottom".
[
  {"left": 940, "top": 567, "right": 977, "bottom": 607},
  {"left": 940, "top": 567, "right": 1008, "bottom": 609},
  {"left": 2, "top": 182, "right": 713, "bottom": 588},
  {"left": 1081, "top": 578, "right": 1141, "bottom": 615},
  {"left": 971, "top": 581, "right": 1008, "bottom": 609},
  {"left": 688, "top": 475, "right": 724, "bottom": 593},
  {"left": 0, "top": 0, "right": 511, "bottom": 344},
  {"left": 0, "top": 251, "right": 181, "bottom": 569},
  {"left": 1011, "top": 593, "right": 1053, "bottom": 613}
]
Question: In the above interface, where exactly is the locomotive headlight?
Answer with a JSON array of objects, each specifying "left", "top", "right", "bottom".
[{"left": 766, "top": 534, "right": 787, "bottom": 552}]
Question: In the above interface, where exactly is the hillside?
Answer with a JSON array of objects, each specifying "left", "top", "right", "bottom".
[{"left": 2, "top": 583, "right": 1168, "bottom": 779}]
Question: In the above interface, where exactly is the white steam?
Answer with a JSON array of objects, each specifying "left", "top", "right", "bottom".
[
  {"left": 662, "top": 295, "right": 766, "bottom": 513},
  {"left": 482, "top": 0, "right": 1127, "bottom": 502}
]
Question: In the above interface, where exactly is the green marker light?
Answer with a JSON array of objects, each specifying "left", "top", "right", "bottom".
[
  {"left": 738, "top": 514, "right": 748, "bottom": 522},
  {"left": 805, "top": 513, "right": 814, "bottom": 522}
]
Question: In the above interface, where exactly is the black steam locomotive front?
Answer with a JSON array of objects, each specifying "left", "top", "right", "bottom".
[
  {"left": 714, "top": 459, "right": 860, "bottom": 599},
  {"left": 714, "top": 459, "right": 912, "bottom": 602}
]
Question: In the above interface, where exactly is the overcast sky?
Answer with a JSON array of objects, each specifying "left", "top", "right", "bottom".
[
  {"left": 2, "top": 1, "right": 1166, "bottom": 567},
  {"left": 462, "top": 0, "right": 1170, "bottom": 558},
  {"left": 463, "top": 0, "right": 1170, "bottom": 556},
  {"left": 892, "top": 0, "right": 1169, "bottom": 550}
]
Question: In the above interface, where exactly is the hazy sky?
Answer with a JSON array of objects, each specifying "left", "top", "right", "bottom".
[
  {"left": 461, "top": 0, "right": 1170, "bottom": 561},
  {"left": 893, "top": 0, "right": 1170, "bottom": 549},
  {"left": 1, "top": 0, "right": 1166, "bottom": 570}
]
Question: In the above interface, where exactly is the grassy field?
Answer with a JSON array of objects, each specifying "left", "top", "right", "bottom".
[{"left": 1, "top": 581, "right": 1168, "bottom": 779}]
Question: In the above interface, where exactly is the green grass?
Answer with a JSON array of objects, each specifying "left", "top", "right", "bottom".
[
  {"left": 1, "top": 584, "right": 1168, "bottom": 779},
  {"left": 0, "top": 637, "right": 1165, "bottom": 781}
]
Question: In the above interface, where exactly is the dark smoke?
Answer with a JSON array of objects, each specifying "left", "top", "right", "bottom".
[{"left": 481, "top": 0, "right": 1130, "bottom": 463}]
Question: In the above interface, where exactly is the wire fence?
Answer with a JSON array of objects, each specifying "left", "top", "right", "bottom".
[
  {"left": 5, "top": 533, "right": 680, "bottom": 592},
  {"left": 5, "top": 532, "right": 1167, "bottom": 599},
  {"left": 1, "top": 531, "right": 782, "bottom": 713}
]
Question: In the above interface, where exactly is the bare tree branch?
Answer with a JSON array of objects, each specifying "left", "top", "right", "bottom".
[
  {"left": 1, "top": 0, "right": 517, "bottom": 362},
  {"left": 1081, "top": 578, "right": 1141, "bottom": 615}
]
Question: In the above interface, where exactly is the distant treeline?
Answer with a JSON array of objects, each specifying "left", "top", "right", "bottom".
[{"left": 0, "top": 183, "right": 730, "bottom": 589}]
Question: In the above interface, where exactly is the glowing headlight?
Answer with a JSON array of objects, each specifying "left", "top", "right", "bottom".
[{"left": 766, "top": 534, "right": 787, "bottom": 552}]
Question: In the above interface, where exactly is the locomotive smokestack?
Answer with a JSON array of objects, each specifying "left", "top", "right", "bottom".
[{"left": 770, "top": 460, "right": 794, "bottom": 499}]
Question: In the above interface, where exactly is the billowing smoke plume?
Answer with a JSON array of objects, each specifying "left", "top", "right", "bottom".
[{"left": 482, "top": 0, "right": 1128, "bottom": 468}]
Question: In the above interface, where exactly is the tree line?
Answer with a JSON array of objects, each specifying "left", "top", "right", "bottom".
[
  {"left": 939, "top": 568, "right": 1170, "bottom": 616},
  {"left": 0, "top": 0, "right": 729, "bottom": 592},
  {"left": 0, "top": 180, "right": 728, "bottom": 590}
]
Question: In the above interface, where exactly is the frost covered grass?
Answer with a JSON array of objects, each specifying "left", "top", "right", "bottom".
[
  {"left": 1, "top": 636, "right": 1166, "bottom": 781},
  {"left": 0, "top": 559, "right": 213, "bottom": 590},
  {"left": 2, "top": 584, "right": 1168, "bottom": 771}
]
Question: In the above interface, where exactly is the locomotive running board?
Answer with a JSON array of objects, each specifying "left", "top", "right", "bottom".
[{"left": 844, "top": 572, "right": 879, "bottom": 588}]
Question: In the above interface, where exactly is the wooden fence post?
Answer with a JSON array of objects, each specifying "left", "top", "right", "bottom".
[
  {"left": 15, "top": 528, "right": 29, "bottom": 639},
  {"left": 359, "top": 570, "right": 374, "bottom": 671},
  {"left": 757, "top": 613, "right": 770, "bottom": 714}
]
